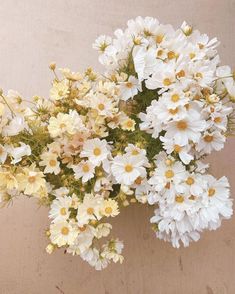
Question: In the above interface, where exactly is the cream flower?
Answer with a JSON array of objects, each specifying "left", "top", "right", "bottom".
[
  {"left": 72, "top": 160, "right": 95, "bottom": 183},
  {"left": 100, "top": 199, "right": 119, "bottom": 217},
  {"left": 50, "top": 80, "right": 69, "bottom": 101},
  {"left": 119, "top": 76, "right": 142, "bottom": 101},
  {"left": 48, "top": 110, "right": 85, "bottom": 138},
  {"left": 76, "top": 194, "right": 103, "bottom": 226},
  {"left": 50, "top": 221, "right": 78, "bottom": 247},
  {"left": 111, "top": 154, "right": 146, "bottom": 186},
  {"left": 17, "top": 164, "right": 46, "bottom": 195},
  {"left": 80, "top": 138, "right": 109, "bottom": 166},
  {"left": 49, "top": 197, "right": 72, "bottom": 223},
  {"left": 39, "top": 151, "right": 60, "bottom": 175}
]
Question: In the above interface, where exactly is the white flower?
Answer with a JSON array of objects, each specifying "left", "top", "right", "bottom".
[
  {"left": 39, "top": 151, "right": 60, "bottom": 175},
  {"left": 2, "top": 116, "right": 28, "bottom": 137},
  {"left": 165, "top": 110, "right": 206, "bottom": 145},
  {"left": 49, "top": 197, "right": 72, "bottom": 223},
  {"left": 101, "top": 239, "right": 124, "bottom": 264},
  {"left": 111, "top": 154, "right": 146, "bottom": 186},
  {"left": 67, "top": 225, "right": 96, "bottom": 255},
  {"left": 50, "top": 221, "right": 78, "bottom": 247},
  {"left": 119, "top": 76, "right": 141, "bottom": 101},
  {"left": 72, "top": 160, "right": 95, "bottom": 183},
  {"left": 80, "top": 138, "right": 109, "bottom": 166},
  {"left": 95, "top": 223, "right": 112, "bottom": 239},
  {"left": 100, "top": 199, "right": 119, "bottom": 217},
  {"left": 48, "top": 110, "right": 85, "bottom": 138},
  {"left": 8, "top": 142, "right": 31, "bottom": 164},
  {"left": 196, "top": 131, "right": 225, "bottom": 154},
  {"left": 76, "top": 194, "right": 103, "bottom": 226},
  {"left": 50, "top": 80, "right": 69, "bottom": 101}
]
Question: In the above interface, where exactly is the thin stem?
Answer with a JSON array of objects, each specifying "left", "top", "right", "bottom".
[{"left": 0, "top": 94, "right": 15, "bottom": 116}]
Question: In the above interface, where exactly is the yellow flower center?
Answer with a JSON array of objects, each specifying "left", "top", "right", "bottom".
[
  {"left": 189, "top": 52, "right": 196, "bottom": 59},
  {"left": 169, "top": 107, "right": 178, "bottom": 115},
  {"left": 156, "top": 34, "right": 164, "bottom": 44},
  {"left": 198, "top": 43, "right": 204, "bottom": 49},
  {"left": 189, "top": 195, "right": 196, "bottom": 200},
  {"left": 126, "top": 120, "right": 134, "bottom": 128},
  {"left": 174, "top": 144, "right": 182, "bottom": 153},
  {"left": 176, "top": 70, "right": 185, "bottom": 78},
  {"left": 105, "top": 207, "right": 113, "bottom": 214},
  {"left": 28, "top": 176, "right": 36, "bottom": 183},
  {"left": 163, "top": 78, "right": 172, "bottom": 86},
  {"left": 195, "top": 72, "right": 203, "bottom": 79},
  {"left": 82, "top": 164, "right": 90, "bottom": 173},
  {"left": 49, "top": 159, "right": 57, "bottom": 167},
  {"left": 125, "top": 164, "right": 133, "bottom": 173},
  {"left": 93, "top": 147, "right": 101, "bottom": 156},
  {"left": 61, "top": 227, "right": 69, "bottom": 235},
  {"left": 171, "top": 94, "right": 180, "bottom": 102},
  {"left": 165, "top": 170, "right": 174, "bottom": 179},
  {"left": 126, "top": 82, "right": 133, "bottom": 88},
  {"left": 186, "top": 177, "right": 195, "bottom": 185},
  {"left": 177, "top": 120, "right": 188, "bottom": 130},
  {"left": 60, "top": 207, "right": 67, "bottom": 216},
  {"left": 167, "top": 51, "right": 176, "bottom": 59},
  {"left": 87, "top": 207, "right": 94, "bottom": 215},
  {"left": 157, "top": 49, "right": 163, "bottom": 57},
  {"left": 58, "top": 90, "right": 64, "bottom": 96},
  {"left": 175, "top": 195, "right": 184, "bottom": 203},
  {"left": 131, "top": 150, "right": 139, "bottom": 155},
  {"left": 135, "top": 176, "right": 142, "bottom": 185},
  {"left": 204, "top": 135, "right": 214, "bottom": 143},
  {"left": 60, "top": 123, "right": 66, "bottom": 129},
  {"left": 98, "top": 103, "right": 105, "bottom": 111},
  {"left": 208, "top": 188, "right": 216, "bottom": 197},
  {"left": 214, "top": 117, "right": 222, "bottom": 123}
]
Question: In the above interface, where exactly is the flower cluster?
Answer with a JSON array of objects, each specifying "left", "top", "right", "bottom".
[{"left": 0, "top": 16, "right": 234, "bottom": 269}]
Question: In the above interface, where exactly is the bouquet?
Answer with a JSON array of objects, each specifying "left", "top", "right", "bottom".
[{"left": 0, "top": 16, "right": 234, "bottom": 270}]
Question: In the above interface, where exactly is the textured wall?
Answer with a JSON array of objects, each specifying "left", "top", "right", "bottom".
[{"left": 0, "top": 1, "right": 234, "bottom": 293}]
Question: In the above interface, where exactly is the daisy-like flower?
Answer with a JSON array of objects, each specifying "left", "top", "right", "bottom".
[
  {"left": 17, "top": 164, "right": 46, "bottom": 195},
  {"left": 50, "top": 80, "right": 69, "bottom": 101},
  {"left": 101, "top": 239, "right": 124, "bottom": 264},
  {"left": 80, "top": 138, "right": 109, "bottom": 166},
  {"left": 90, "top": 93, "right": 116, "bottom": 117},
  {"left": 119, "top": 76, "right": 142, "bottom": 101},
  {"left": 120, "top": 117, "right": 136, "bottom": 131},
  {"left": 49, "top": 197, "right": 72, "bottom": 223},
  {"left": 48, "top": 110, "right": 85, "bottom": 138},
  {"left": 95, "top": 223, "right": 112, "bottom": 239},
  {"left": 8, "top": 142, "right": 31, "bottom": 164},
  {"left": 165, "top": 110, "right": 206, "bottom": 145},
  {"left": 39, "top": 151, "right": 60, "bottom": 175},
  {"left": 76, "top": 193, "right": 103, "bottom": 226},
  {"left": 111, "top": 154, "right": 146, "bottom": 186},
  {"left": 72, "top": 160, "right": 95, "bottom": 183},
  {"left": 50, "top": 221, "right": 78, "bottom": 247},
  {"left": 100, "top": 199, "right": 119, "bottom": 217},
  {"left": 0, "top": 171, "right": 18, "bottom": 190},
  {"left": 196, "top": 131, "right": 225, "bottom": 154},
  {"left": 67, "top": 225, "right": 96, "bottom": 255}
]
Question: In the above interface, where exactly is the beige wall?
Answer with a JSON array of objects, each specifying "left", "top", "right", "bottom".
[{"left": 0, "top": 0, "right": 235, "bottom": 293}]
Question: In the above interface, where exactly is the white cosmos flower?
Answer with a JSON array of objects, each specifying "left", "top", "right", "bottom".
[
  {"left": 49, "top": 197, "right": 72, "bottom": 223},
  {"left": 2, "top": 116, "right": 28, "bottom": 137},
  {"left": 72, "top": 160, "right": 95, "bottom": 183},
  {"left": 95, "top": 223, "right": 112, "bottom": 239},
  {"left": 160, "top": 136, "right": 193, "bottom": 164},
  {"left": 76, "top": 194, "right": 103, "bottom": 226},
  {"left": 196, "top": 131, "right": 225, "bottom": 154},
  {"left": 67, "top": 225, "right": 96, "bottom": 255},
  {"left": 8, "top": 142, "right": 31, "bottom": 164},
  {"left": 39, "top": 151, "right": 60, "bottom": 175},
  {"left": 111, "top": 154, "right": 146, "bottom": 186},
  {"left": 165, "top": 110, "right": 206, "bottom": 145},
  {"left": 50, "top": 221, "right": 78, "bottom": 247},
  {"left": 80, "top": 138, "right": 110, "bottom": 166},
  {"left": 119, "top": 75, "right": 142, "bottom": 101}
]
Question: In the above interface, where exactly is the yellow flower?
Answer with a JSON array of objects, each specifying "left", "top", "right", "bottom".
[
  {"left": 16, "top": 164, "right": 46, "bottom": 195},
  {"left": 0, "top": 171, "right": 18, "bottom": 190},
  {"left": 50, "top": 80, "right": 69, "bottom": 101},
  {"left": 101, "top": 199, "right": 119, "bottom": 217}
]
